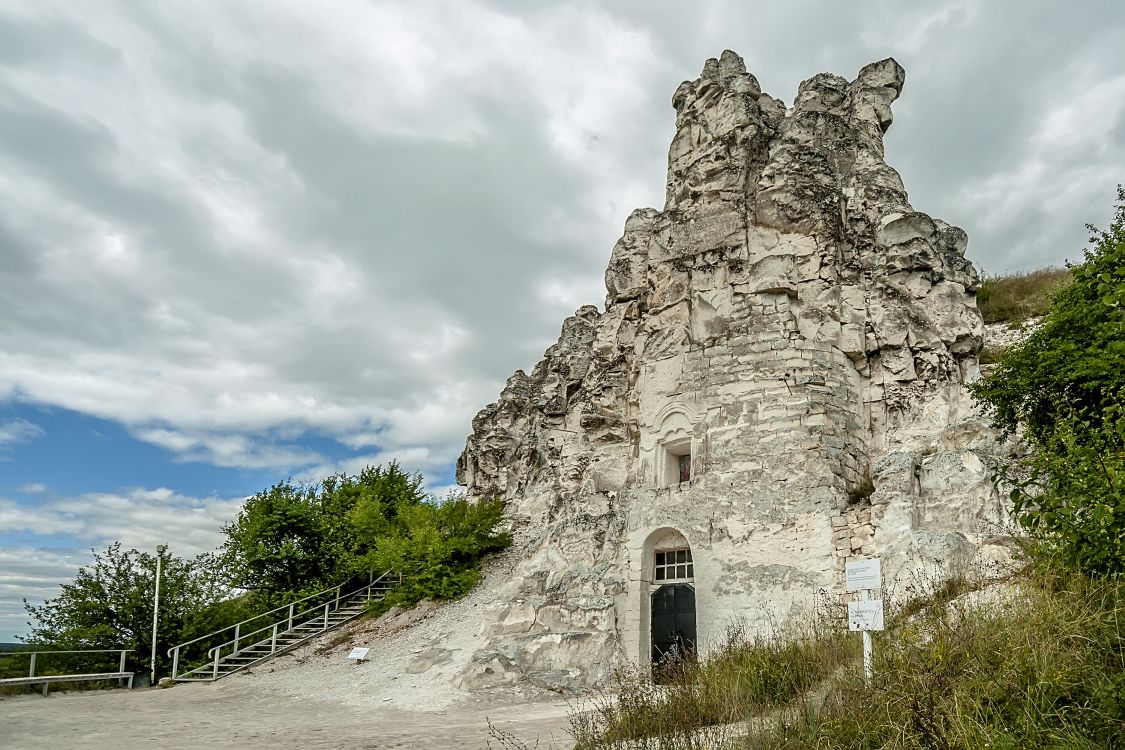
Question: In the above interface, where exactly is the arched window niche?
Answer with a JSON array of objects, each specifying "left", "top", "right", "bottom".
[{"left": 652, "top": 404, "right": 696, "bottom": 488}]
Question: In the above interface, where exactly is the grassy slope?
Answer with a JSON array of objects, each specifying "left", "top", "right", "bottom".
[
  {"left": 570, "top": 569, "right": 1125, "bottom": 749},
  {"left": 977, "top": 267, "right": 1072, "bottom": 325}
]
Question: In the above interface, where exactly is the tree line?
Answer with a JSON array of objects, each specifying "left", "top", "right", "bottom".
[{"left": 20, "top": 463, "right": 509, "bottom": 680}]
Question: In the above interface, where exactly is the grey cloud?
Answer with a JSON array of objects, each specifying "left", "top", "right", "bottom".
[{"left": 0, "top": 0, "right": 1123, "bottom": 475}]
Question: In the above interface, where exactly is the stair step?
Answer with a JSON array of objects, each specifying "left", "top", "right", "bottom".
[{"left": 169, "top": 575, "right": 399, "bottom": 682}]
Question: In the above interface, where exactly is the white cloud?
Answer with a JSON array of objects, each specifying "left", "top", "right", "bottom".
[
  {"left": 0, "top": 418, "right": 44, "bottom": 447},
  {"left": 0, "top": 546, "right": 90, "bottom": 641},
  {"left": 131, "top": 428, "right": 324, "bottom": 470},
  {"left": 19, "top": 482, "right": 46, "bottom": 493},
  {"left": 0, "top": 488, "right": 243, "bottom": 640},
  {"left": 0, "top": 0, "right": 665, "bottom": 477},
  {"left": 0, "top": 488, "right": 241, "bottom": 556}
]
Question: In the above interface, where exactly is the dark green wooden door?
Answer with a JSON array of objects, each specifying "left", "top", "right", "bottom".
[{"left": 650, "top": 583, "right": 696, "bottom": 666}]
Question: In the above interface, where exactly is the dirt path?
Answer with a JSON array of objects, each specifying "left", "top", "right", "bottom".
[{"left": 0, "top": 682, "right": 574, "bottom": 750}]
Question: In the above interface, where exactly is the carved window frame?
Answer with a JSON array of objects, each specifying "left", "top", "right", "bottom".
[{"left": 652, "top": 404, "right": 696, "bottom": 489}]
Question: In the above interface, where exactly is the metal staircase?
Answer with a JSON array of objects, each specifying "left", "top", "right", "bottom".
[{"left": 168, "top": 571, "right": 398, "bottom": 682}]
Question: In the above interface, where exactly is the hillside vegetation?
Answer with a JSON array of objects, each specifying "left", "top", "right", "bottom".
[
  {"left": 976, "top": 267, "right": 1072, "bottom": 324},
  {"left": 569, "top": 570, "right": 1125, "bottom": 749}
]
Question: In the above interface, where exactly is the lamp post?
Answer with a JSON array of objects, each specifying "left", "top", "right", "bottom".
[{"left": 151, "top": 544, "right": 167, "bottom": 686}]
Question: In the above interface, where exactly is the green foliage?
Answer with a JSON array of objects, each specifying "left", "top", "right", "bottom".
[
  {"left": 21, "top": 543, "right": 231, "bottom": 678},
  {"left": 220, "top": 463, "right": 510, "bottom": 612},
  {"left": 971, "top": 188, "right": 1125, "bottom": 441},
  {"left": 221, "top": 462, "right": 426, "bottom": 600},
  {"left": 222, "top": 481, "right": 329, "bottom": 598},
  {"left": 971, "top": 186, "right": 1125, "bottom": 574},
  {"left": 364, "top": 496, "right": 512, "bottom": 612},
  {"left": 976, "top": 267, "right": 1072, "bottom": 324},
  {"left": 1002, "top": 398, "right": 1125, "bottom": 573},
  {"left": 571, "top": 569, "right": 1125, "bottom": 749}
]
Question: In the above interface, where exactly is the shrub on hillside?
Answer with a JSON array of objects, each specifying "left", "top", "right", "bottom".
[
  {"left": 363, "top": 496, "right": 511, "bottom": 612},
  {"left": 221, "top": 463, "right": 426, "bottom": 601},
  {"left": 972, "top": 186, "right": 1125, "bottom": 574}
]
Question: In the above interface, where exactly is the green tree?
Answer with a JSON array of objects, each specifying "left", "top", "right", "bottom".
[
  {"left": 221, "top": 463, "right": 428, "bottom": 600},
  {"left": 221, "top": 480, "right": 329, "bottom": 598},
  {"left": 22, "top": 543, "right": 231, "bottom": 678},
  {"left": 972, "top": 186, "right": 1125, "bottom": 573},
  {"left": 971, "top": 186, "right": 1125, "bottom": 441}
]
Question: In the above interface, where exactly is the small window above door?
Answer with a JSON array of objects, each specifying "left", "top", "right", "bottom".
[{"left": 654, "top": 548, "right": 694, "bottom": 582}]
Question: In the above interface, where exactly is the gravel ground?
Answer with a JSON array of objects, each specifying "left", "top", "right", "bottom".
[
  {"left": 0, "top": 684, "right": 573, "bottom": 749},
  {"left": 1, "top": 560, "right": 575, "bottom": 749}
]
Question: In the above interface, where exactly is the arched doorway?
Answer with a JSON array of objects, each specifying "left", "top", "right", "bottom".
[{"left": 650, "top": 545, "right": 696, "bottom": 679}]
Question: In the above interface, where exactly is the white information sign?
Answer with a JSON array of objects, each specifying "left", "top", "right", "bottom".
[
  {"left": 845, "top": 558, "right": 882, "bottom": 592},
  {"left": 848, "top": 599, "right": 885, "bottom": 632},
  {"left": 346, "top": 647, "right": 370, "bottom": 662}
]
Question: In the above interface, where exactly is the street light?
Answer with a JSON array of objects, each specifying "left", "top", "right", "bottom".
[{"left": 151, "top": 544, "right": 167, "bottom": 687}]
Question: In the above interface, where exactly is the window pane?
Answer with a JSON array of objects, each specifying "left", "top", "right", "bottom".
[
  {"left": 686, "top": 550, "right": 693, "bottom": 563},
  {"left": 679, "top": 454, "right": 691, "bottom": 483},
  {"left": 655, "top": 568, "right": 665, "bottom": 580},
  {"left": 686, "top": 564, "right": 694, "bottom": 578},
  {"left": 677, "top": 550, "right": 686, "bottom": 563},
  {"left": 656, "top": 552, "right": 665, "bottom": 566},
  {"left": 677, "top": 565, "right": 687, "bottom": 579}
]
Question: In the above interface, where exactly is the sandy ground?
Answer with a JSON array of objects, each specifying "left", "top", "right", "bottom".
[
  {"left": 0, "top": 683, "right": 573, "bottom": 749},
  {"left": 1, "top": 555, "right": 578, "bottom": 749}
]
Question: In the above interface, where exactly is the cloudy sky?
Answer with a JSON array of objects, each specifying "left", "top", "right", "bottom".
[{"left": 1, "top": 0, "right": 1123, "bottom": 640}]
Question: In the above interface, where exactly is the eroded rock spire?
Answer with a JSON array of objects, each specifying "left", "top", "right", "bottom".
[{"left": 454, "top": 53, "right": 996, "bottom": 691}]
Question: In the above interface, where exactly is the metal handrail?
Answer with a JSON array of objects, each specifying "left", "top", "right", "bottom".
[
  {"left": 0, "top": 648, "right": 132, "bottom": 680},
  {"left": 168, "top": 571, "right": 395, "bottom": 680},
  {"left": 167, "top": 577, "right": 362, "bottom": 654},
  {"left": 203, "top": 572, "right": 392, "bottom": 658}
]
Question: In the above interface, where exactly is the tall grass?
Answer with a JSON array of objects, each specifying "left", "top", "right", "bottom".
[
  {"left": 570, "top": 568, "right": 1125, "bottom": 749},
  {"left": 570, "top": 624, "right": 854, "bottom": 749},
  {"left": 976, "top": 267, "right": 1072, "bottom": 324}
]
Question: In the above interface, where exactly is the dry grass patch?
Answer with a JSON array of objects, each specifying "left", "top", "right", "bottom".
[
  {"left": 977, "top": 267, "right": 1072, "bottom": 324},
  {"left": 569, "top": 569, "right": 1125, "bottom": 749}
]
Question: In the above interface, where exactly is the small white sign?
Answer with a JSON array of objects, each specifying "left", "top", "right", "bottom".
[
  {"left": 848, "top": 599, "right": 885, "bottom": 631},
  {"left": 845, "top": 558, "right": 882, "bottom": 592},
  {"left": 346, "top": 647, "right": 370, "bottom": 662}
]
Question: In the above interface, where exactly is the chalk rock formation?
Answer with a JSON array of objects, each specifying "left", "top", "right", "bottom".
[{"left": 456, "top": 52, "right": 1011, "bottom": 691}]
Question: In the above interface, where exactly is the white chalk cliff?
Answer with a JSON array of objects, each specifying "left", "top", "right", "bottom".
[{"left": 455, "top": 51, "right": 1014, "bottom": 691}]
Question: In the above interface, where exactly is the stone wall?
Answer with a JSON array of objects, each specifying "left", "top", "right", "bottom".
[{"left": 455, "top": 51, "right": 1016, "bottom": 691}]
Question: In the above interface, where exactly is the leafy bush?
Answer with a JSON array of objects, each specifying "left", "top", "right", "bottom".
[
  {"left": 363, "top": 496, "right": 511, "bottom": 613},
  {"left": 22, "top": 543, "right": 233, "bottom": 678},
  {"left": 21, "top": 463, "right": 510, "bottom": 683},
  {"left": 972, "top": 186, "right": 1125, "bottom": 574},
  {"left": 976, "top": 267, "right": 1072, "bottom": 324},
  {"left": 221, "top": 463, "right": 510, "bottom": 613}
]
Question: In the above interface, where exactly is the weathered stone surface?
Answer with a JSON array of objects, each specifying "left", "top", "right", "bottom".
[{"left": 455, "top": 51, "right": 1007, "bottom": 690}]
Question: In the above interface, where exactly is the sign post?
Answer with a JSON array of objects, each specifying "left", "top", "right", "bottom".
[{"left": 845, "top": 558, "right": 884, "bottom": 687}]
